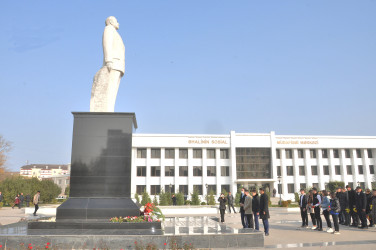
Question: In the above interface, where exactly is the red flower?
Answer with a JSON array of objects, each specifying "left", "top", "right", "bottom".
[
  {"left": 164, "top": 243, "right": 167, "bottom": 246},
  {"left": 29, "top": 247, "right": 33, "bottom": 250},
  {"left": 47, "top": 242, "right": 50, "bottom": 245},
  {"left": 0, "top": 245, "right": 2, "bottom": 248},
  {"left": 135, "top": 241, "right": 138, "bottom": 245},
  {"left": 29, "top": 244, "right": 32, "bottom": 246},
  {"left": 45, "top": 246, "right": 49, "bottom": 249}
]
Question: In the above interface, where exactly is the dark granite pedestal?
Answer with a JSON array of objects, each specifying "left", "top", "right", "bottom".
[{"left": 28, "top": 112, "right": 162, "bottom": 235}]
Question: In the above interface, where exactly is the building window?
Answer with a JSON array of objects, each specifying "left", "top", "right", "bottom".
[
  {"left": 311, "top": 165, "right": 318, "bottom": 175},
  {"left": 310, "top": 149, "right": 316, "bottom": 159},
  {"left": 276, "top": 149, "right": 281, "bottom": 159},
  {"left": 359, "top": 182, "right": 365, "bottom": 190},
  {"left": 333, "top": 149, "right": 339, "bottom": 158},
  {"left": 299, "top": 166, "right": 305, "bottom": 176},
  {"left": 358, "top": 165, "right": 363, "bottom": 175},
  {"left": 221, "top": 166, "right": 230, "bottom": 176},
  {"left": 165, "top": 148, "right": 175, "bottom": 159},
  {"left": 193, "top": 166, "right": 202, "bottom": 176},
  {"left": 348, "top": 182, "right": 354, "bottom": 189},
  {"left": 335, "top": 165, "right": 341, "bottom": 175},
  {"left": 285, "top": 149, "right": 292, "bottom": 159},
  {"left": 207, "top": 149, "right": 216, "bottom": 159},
  {"left": 207, "top": 185, "right": 216, "bottom": 194},
  {"left": 151, "top": 166, "right": 161, "bottom": 177},
  {"left": 179, "top": 166, "right": 188, "bottom": 176},
  {"left": 298, "top": 149, "right": 304, "bottom": 159},
  {"left": 277, "top": 166, "right": 281, "bottom": 177},
  {"left": 367, "top": 149, "right": 373, "bottom": 158},
  {"left": 322, "top": 149, "right": 328, "bottom": 158},
  {"left": 150, "top": 185, "right": 160, "bottom": 195},
  {"left": 370, "top": 165, "right": 375, "bottom": 175},
  {"left": 236, "top": 148, "right": 271, "bottom": 179},
  {"left": 323, "top": 165, "right": 329, "bottom": 175},
  {"left": 345, "top": 149, "right": 351, "bottom": 158},
  {"left": 288, "top": 184, "right": 295, "bottom": 194},
  {"left": 193, "top": 149, "right": 202, "bottom": 158},
  {"left": 300, "top": 183, "right": 306, "bottom": 190},
  {"left": 221, "top": 185, "right": 230, "bottom": 193},
  {"left": 193, "top": 185, "right": 203, "bottom": 195},
  {"left": 136, "top": 185, "right": 146, "bottom": 194},
  {"left": 137, "top": 166, "right": 146, "bottom": 177},
  {"left": 220, "top": 149, "right": 229, "bottom": 159},
  {"left": 356, "top": 149, "right": 362, "bottom": 158},
  {"left": 58, "top": 180, "right": 62, "bottom": 185},
  {"left": 346, "top": 165, "right": 352, "bottom": 175},
  {"left": 165, "top": 185, "right": 175, "bottom": 193},
  {"left": 207, "top": 166, "right": 216, "bottom": 176},
  {"left": 179, "top": 185, "right": 189, "bottom": 196},
  {"left": 165, "top": 166, "right": 175, "bottom": 176},
  {"left": 137, "top": 148, "right": 146, "bottom": 158},
  {"left": 286, "top": 166, "right": 294, "bottom": 176},
  {"left": 312, "top": 183, "right": 319, "bottom": 189},
  {"left": 151, "top": 148, "right": 161, "bottom": 158},
  {"left": 179, "top": 149, "right": 188, "bottom": 159}
]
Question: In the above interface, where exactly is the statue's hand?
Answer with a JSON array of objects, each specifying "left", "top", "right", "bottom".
[{"left": 106, "top": 62, "right": 113, "bottom": 72}]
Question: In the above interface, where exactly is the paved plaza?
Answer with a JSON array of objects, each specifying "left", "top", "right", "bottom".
[{"left": 1, "top": 206, "right": 376, "bottom": 249}]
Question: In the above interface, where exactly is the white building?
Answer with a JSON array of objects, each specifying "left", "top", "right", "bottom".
[{"left": 131, "top": 131, "right": 376, "bottom": 200}]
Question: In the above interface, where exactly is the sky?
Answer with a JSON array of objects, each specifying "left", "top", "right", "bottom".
[{"left": 1, "top": 1, "right": 375, "bottom": 171}]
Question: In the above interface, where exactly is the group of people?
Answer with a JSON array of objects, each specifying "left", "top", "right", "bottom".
[
  {"left": 299, "top": 185, "right": 376, "bottom": 235},
  {"left": 0, "top": 190, "right": 41, "bottom": 216},
  {"left": 217, "top": 188, "right": 270, "bottom": 236}
]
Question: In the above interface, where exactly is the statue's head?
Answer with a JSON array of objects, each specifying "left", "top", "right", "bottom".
[{"left": 105, "top": 16, "right": 119, "bottom": 30}]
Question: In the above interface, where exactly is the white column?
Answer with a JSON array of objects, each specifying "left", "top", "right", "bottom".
[
  {"left": 363, "top": 149, "right": 372, "bottom": 189},
  {"left": 340, "top": 149, "right": 348, "bottom": 185},
  {"left": 293, "top": 149, "right": 300, "bottom": 192},
  {"left": 230, "top": 131, "right": 237, "bottom": 193},
  {"left": 351, "top": 149, "right": 358, "bottom": 186},
  {"left": 328, "top": 149, "right": 335, "bottom": 182},
  {"left": 188, "top": 148, "right": 193, "bottom": 199},
  {"left": 146, "top": 148, "right": 151, "bottom": 193},
  {"left": 280, "top": 149, "right": 288, "bottom": 199},
  {"left": 202, "top": 148, "right": 208, "bottom": 199},
  {"left": 174, "top": 148, "right": 179, "bottom": 193},
  {"left": 216, "top": 148, "right": 221, "bottom": 196},
  {"left": 160, "top": 148, "right": 165, "bottom": 190},
  {"left": 317, "top": 149, "right": 325, "bottom": 190},
  {"left": 270, "top": 131, "right": 278, "bottom": 191},
  {"left": 304, "top": 149, "right": 312, "bottom": 187},
  {"left": 131, "top": 148, "right": 136, "bottom": 196}
]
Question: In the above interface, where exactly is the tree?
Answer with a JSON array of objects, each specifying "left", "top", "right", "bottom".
[
  {"left": 207, "top": 190, "right": 216, "bottom": 205},
  {"left": 134, "top": 193, "right": 140, "bottom": 203},
  {"left": 65, "top": 185, "right": 70, "bottom": 197},
  {"left": 176, "top": 192, "right": 184, "bottom": 205},
  {"left": 0, "top": 135, "right": 12, "bottom": 181},
  {"left": 190, "top": 188, "right": 201, "bottom": 205},
  {"left": 328, "top": 181, "right": 345, "bottom": 193},
  {"left": 235, "top": 187, "right": 242, "bottom": 206},
  {"left": 153, "top": 195, "right": 159, "bottom": 206},
  {"left": 221, "top": 188, "right": 228, "bottom": 198},
  {"left": 141, "top": 189, "right": 152, "bottom": 206}
]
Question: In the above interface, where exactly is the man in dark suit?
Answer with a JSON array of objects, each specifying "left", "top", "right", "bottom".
[
  {"left": 239, "top": 187, "right": 248, "bottom": 228},
  {"left": 355, "top": 186, "right": 368, "bottom": 229},
  {"left": 299, "top": 188, "right": 308, "bottom": 228},
  {"left": 347, "top": 185, "right": 359, "bottom": 227},
  {"left": 259, "top": 188, "right": 270, "bottom": 236}
]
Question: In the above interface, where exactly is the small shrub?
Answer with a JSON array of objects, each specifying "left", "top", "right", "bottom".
[
  {"left": 134, "top": 193, "right": 140, "bottom": 203},
  {"left": 201, "top": 202, "right": 207, "bottom": 205},
  {"left": 287, "top": 200, "right": 292, "bottom": 204},
  {"left": 294, "top": 192, "right": 300, "bottom": 202},
  {"left": 281, "top": 201, "right": 289, "bottom": 207},
  {"left": 185, "top": 200, "right": 191, "bottom": 205},
  {"left": 176, "top": 192, "right": 185, "bottom": 205}
]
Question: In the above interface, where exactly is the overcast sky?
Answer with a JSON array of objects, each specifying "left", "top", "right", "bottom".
[{"left": 1, "top": 1, "right": 375, "bottom": 171}]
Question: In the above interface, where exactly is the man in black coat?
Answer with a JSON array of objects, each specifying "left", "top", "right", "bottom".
[
  {"left": 239, "top": 187, "right": 248, "bottom": 228},
  {"left": 259, "top": 188, "right": 270, "bottom": 236},
  {"left": 347, "top": 185, "right": 359, "bottom": 227},
  {"left": 299, "top": 188, "right": 308, "bottom": 227},
  {"left": 25, "top": 194, "right": 31, "bottom": 207},
  {"left": 251, "top": 189, "right": 260, "bottom": 231},
  {"left": 227, "top": 192, "right": 236, "bottom": 213},
  {"left": 355, "top": 186, "right": 368, "bottom": 229},
  {"left": 340, "top": 188, "right": 349, "bottom": 225},
  {"left": 19, "top": 193, "right": 24, "bottom": 209}
]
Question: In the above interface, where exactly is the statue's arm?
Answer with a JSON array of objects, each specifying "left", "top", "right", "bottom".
[{"left": 103, "top": 26, "right": 114, "bottom": 71}]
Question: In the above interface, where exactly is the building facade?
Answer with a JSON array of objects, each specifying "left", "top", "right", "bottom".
[{"left": 131, "top": 132, "right": 376, "bottom": 200}]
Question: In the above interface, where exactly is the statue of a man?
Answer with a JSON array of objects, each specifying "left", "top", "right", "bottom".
[{"left": 90, "top": 16, "right": 125, "bottom": 112}]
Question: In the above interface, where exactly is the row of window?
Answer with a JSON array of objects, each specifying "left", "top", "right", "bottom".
[
  {"left": 277, "top": 149, "right": 373, "bottom": 159},
  {"left": 136, "top": 166, "right": 230, "bottom": 177},
  {"left": 277, "top": 165, "right": 375, "bottom": 176},
  {"left": 136, "top": 184, "right": 231, "bottom": 195},
  {"left": 278, "top": 182, "right": 376, "bottom": 194},
  {"left": 137, "top": 148, "right": 230, "bottom": 159}
]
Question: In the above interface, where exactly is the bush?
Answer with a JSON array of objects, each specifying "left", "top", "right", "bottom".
[
  {"left": 134, "top": 193, "right": 140, "bottom": 203},
  {"left": 294, "top": 192, "right": 300, "bottom": 202},
  {"left": 65, "top": 185, "right": 70, "bottom": 197},
  {"left": 235, "top": 187, "right": 242, "bottom": 206},
  {"left": 221, "top": 188, "right": 228, "bottom": 198},
  {"left": 190, "top": 188, "right": 201, "bottom": 205},
  {"left": 185, "top": 200, "right": 191, "bottom": 205},
  {"left": 201, "top": 202, "right": 207, "bottom": 205},
  {"left": 328, "top": 181, "right": 345, "bottom": 193},
  {"left": 141, "top": 190, "right": 152, "bottom": 206},
  {"left": 207, "top": 190, "right": 216, "bottom": 205},
  {"left": 153, "top": 195, "right": 159, "bottom": 206},
  {"left": 176, "top": 192, "right": 184, "bottom": 205},
  {"left": 287, "top": 200, "right": 292, "bottom": 204},
  {"left": 281, "top": 201, "right": 289, "bottom": 207}
]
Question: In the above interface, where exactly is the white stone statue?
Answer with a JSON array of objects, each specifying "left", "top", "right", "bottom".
[{"left": 90, "top": 16, "right": 125, "bottom": 112}]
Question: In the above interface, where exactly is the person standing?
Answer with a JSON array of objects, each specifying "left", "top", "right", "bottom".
[
  {"left": 12, "top": 194, "right": 20, "bottom": 209},
  {"left": 171, "top": 194, "right": 177, "bottom": 206},
  {"left": 218, "top": 193, "right": 227, "bottom": 223},
  {"left": 259, "top": 188, "right": 270, "bottom": 236},
  {"left": 19, "top": 193, "right": 24, "bottom": 209},
  {"left": 227, "top": 192, "right": 236, "bottom": 213},
  {"left": 370, "top": 189, "right": 376, "bottom": 227},
  {"left": 339, "top": 187, "right": 349, "bottom": 225},
  {"left": 33, "top": 191, "right": 40, "bottom": 216},
  {"left": 312, "top": 188, "right": 323, "bottom": 231},
  {"left": 25, "top": 194, "right": 31, "bottom": 207},
  {"left": 239, "top": 188, "right": 248, "bottom": 228},
  {"left": 355, "top": 186, "right": 368, "bottom": 229},
  {"left": 272, "top": 188, "right": 276, "bottom": 198},
  {"left": 252, "top": 189, "right": 260, "bottom": 231},
  {"left": 329, "top": 192, "right": 341, "bottom": 234},
  {"left": 346, "top": 185, "right": 359, "bottom": 227},
  {"left": 299, "top": 189, "right": 308, "bottom": 228},
  {"left": 365, "top": 189, "right": 372, "bottom": 226},
  {"left": 321, "top": 190, "right": 333, "bottom": 232},
  {"left": 243, "top": 189, "right": 254, "bottom": 228}
]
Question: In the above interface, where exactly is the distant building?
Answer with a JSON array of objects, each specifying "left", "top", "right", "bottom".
[{"left": 20, "top": 164, "right": 70, "bottom": 196}]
